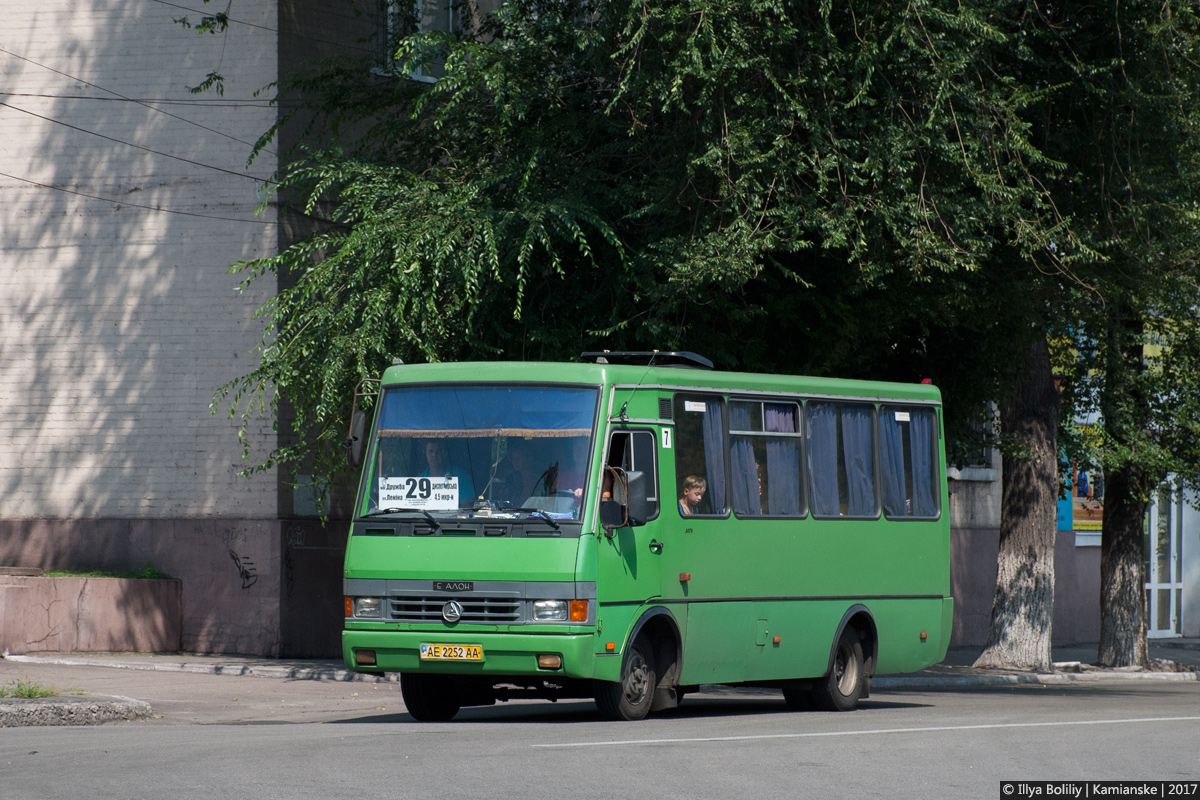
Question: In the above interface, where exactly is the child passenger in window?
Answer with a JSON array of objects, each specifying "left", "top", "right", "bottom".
[{"left": 678, "top": 475, "right": 707, "bottom": 515}]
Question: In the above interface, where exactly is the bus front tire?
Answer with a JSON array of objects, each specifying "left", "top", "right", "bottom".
[
  {"left": 401, "top": 673, "right": 462, "bottom": 722},
  {"left": 811, "top": 627, "right": 865, "bottom": 712},
  {"left": 595, "top": 635, "right": 657, "bottom": 721}
]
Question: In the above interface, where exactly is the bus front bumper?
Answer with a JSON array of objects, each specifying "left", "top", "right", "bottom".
[{"left": 342, "top": 628, "right": 598, "bottom": 680}]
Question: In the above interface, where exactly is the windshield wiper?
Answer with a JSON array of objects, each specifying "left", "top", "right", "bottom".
[
  {"left": 507, "top": 508, "right": 562, "bottom": 531},
  {"left": 361, "top": 507, "right": 442, "bottom": 531}
]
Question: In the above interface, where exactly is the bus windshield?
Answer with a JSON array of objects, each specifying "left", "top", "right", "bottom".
[{"left": 364, "top": 384, "right": 599, "bottom": 520}]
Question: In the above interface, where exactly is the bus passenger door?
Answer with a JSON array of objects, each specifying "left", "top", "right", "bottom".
[{"left": 596, "top": 428, "right": 663, "bottom": 627}]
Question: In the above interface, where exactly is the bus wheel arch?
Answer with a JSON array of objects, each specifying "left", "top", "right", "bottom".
[
  {"left": 813, "top": 606, "right": 877, "bottom": 712},
  {"left": 595, "top": 606, "right": 683, "bottom": 719}
]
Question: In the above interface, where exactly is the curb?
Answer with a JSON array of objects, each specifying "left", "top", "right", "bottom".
[
  {"left": 0, "top": 695, "right": 152, "bottom": 727},
  {"left": 872, "top": 670, "right": 1200, "bottom": 689},
  {"left": 8, "top": 653, "right": 1198, "bottom": 691},
  {"left": 3, "top": 654, "right": 393, "bottom": 683}
]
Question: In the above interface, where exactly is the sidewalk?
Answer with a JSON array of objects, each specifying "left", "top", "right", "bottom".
[
  {"left": 3, "top": 639, "right": 1197, "bottom": 726},
  {"left": 7, "top": 637, "right": 1198, "bottom": 683},
  {"left": 871, "top": 638, "right": 1200, "bottom": 689}
]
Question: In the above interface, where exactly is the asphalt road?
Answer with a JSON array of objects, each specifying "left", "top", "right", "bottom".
[{"left": 2, "top": 661, "right": 1198, "bottom": 799}]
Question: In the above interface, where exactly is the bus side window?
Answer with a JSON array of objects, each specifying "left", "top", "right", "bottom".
[
  {"left": 673, "top": 395, "right": 727, "bottom": 516},
  {"left": 729, "top": 400, "right": 804, "bottom": 517},
  {"left": 879, "top": 406, "right": 940, "bottom": 518},
  {"left": 604, "top": 430, "right": 660, "bottom": 523},
  {"left": 807, "top": 401, "right": 877, "bottom": 518}
]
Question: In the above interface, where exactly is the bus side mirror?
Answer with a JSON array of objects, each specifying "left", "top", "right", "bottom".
[
  {"left": 625, "top": 470, "right": 651, "bottom": 525},
  {"left": 600, "top": 499, "right": 625, "bottom": 532},
  {"left": 599, "top": 468, "right": 652, "bottom": 533},
  {"left": 347, "top": 410, "right": 369, "bottom": 468}
]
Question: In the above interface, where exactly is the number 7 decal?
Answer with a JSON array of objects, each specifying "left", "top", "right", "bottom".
[{"left": 662, "top": 428, "right": 672, "bottom": 449}]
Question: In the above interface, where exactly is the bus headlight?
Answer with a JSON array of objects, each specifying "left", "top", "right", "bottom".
[
  {"left": 533, "top": 600, "right": 568, "bottom": 621},
  {"left": 353, "top": 597, "right": 383, "bottom": 618}
]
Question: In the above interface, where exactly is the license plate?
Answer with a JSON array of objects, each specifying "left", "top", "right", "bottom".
[{"left": 420, "top": 643, "right": 483, "bottom": 661}]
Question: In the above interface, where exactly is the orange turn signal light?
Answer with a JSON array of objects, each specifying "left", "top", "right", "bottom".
[
  {"left": 920, "top": 631, "right": 928, "bottom": 641},
  {"left": 344, "top": 596, "right": 353, "bottom": 617},
  {"left": 569, "top": 600, "right": 588, "bottom": 622},
  {"left": 606, "top": 642, "right": 616, "bottom": 652}
]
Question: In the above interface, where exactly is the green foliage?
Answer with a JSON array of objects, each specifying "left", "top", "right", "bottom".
[
  {"left": 0, "top": 679, "right": 58, "bottom": 699},
  {"left": 220, "top": 0, "right": 1190, "bottom": 490},
  {"left": 43, "top": 563, "right": 171, "bottom": 580},
  {"left": 1040, "top": 1, "right": 1200, "bottom": 502}
]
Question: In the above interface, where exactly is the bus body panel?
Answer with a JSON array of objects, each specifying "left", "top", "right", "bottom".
[
  {"left": 342, "top": 628, "right": 598, "bottom": 679},
  {"left": 345, "top": 535, "right": 581, "bottom": 583}
]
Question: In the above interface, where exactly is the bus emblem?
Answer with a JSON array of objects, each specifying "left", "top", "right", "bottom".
[{"left": 442, "top": 600, "right": 464, "bottom": 623}]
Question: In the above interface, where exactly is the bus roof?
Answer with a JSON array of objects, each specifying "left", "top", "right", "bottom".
[{"left": 379, "top": 360, "right": 942, "bottom": 405}]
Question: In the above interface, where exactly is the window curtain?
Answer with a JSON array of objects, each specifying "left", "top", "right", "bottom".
[
  {"left": 910, "top": 409, "right": 937, "bottom": 516},
  {"left": 765, "top": 403, "right": 801, "bottom": 515},
  {"left": 729, "top": 404, "right": 761, "bottom": 515},
  {"left": 841, "top": 405, "right": 875, "bottom": 516},
  {"left": 701, "top": 399, "right": 726, "bottom": 513},
  {"left": 807, "top": 403, "right": 839, "bottom": 516},
  {"left": 879, "top": 412, "right": 908, "bottom": 517}
]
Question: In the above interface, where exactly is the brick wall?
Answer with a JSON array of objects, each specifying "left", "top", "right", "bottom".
[{"left": 1, "top": 0, "right": 280, "bottom": 521}]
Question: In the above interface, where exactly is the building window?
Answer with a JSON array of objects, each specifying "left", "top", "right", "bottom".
[{"left": 380, "top": 0, "right": 456, "bottom": 82}]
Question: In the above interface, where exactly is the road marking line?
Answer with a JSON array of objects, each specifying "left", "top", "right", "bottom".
[{"left": 533, "top": 716, "right": 1200, "bottom": 748}]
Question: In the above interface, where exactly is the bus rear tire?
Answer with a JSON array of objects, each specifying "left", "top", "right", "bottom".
[
  {"left": 594, "top": 634, "right": 657, "bottom": 721},
  {"left": 811, "top": 627, "right": 865, "bottom": 712},
  {"left": 401, "top": 673, "right": 462, "bottom": 722}
]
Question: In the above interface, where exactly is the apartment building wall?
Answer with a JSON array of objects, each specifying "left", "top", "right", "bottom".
[{"left": 0, "top": 1, "right": 283, "bottom": 653}]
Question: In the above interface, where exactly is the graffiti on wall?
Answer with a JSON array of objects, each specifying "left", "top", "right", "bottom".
[{"left": 228, "top": 549, "right": 258, "bottom": 589}]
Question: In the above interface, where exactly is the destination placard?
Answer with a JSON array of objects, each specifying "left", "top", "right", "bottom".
[{"left": 379, "top": 476, "right": 459, "bottom": 510}]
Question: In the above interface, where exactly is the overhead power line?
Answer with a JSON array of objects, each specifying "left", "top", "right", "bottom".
[
  {"left": 0, "top": 92, "right": 277, "bottom": 107},
  {"left": 0, "top": 45, "right": 277, "bottom": 157},
  {"left": 0, "top": 169, "right": 279, "bottom": 225},
  {"left": 0, "top": 100, "right": 277, "bottom": 186}
]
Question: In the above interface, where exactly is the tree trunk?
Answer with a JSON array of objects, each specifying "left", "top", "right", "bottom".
[
  {"left": 1096, "top": 463, "right": 1149, "bottom": 667},
  {"left": 1095, "top": 301, "right": 1151, "bottom": 669},
  {"left": 973, "top": 337, "right": 1059, "bottom": 671}
]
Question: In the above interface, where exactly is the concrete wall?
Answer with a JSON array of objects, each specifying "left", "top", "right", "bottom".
[
  {"left": 950, "top": 527, "right": 1101, "bottom": 647},
  {"left": 0, "top": 574, "right": 181, "bottom": 654},
  {"left": 948, "top": 446, "right": 1101, "bottom": 647},
  {"left": 0, "top": 518, "right": 348, "bottom": 656},
  {"left": 1, "top": 519, "right": 282, "bottom": 654}
]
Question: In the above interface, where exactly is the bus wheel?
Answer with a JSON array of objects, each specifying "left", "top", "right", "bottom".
[
  {"left": 595, "top": 634, "right": 657, "bottom": 721},
  {"left": 400, "top": 673, "right": 462, "bottom": 722},
  {"left": 811, "top": 627, "right": 865, "bottom": 712}
]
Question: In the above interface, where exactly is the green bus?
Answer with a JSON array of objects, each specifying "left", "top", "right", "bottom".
[{"left": 342, "top": 352, "right": 952, "bottom": 721}]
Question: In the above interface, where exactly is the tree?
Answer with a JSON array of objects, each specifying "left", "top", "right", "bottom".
[
  {"left": 973, "top": 338, "right": 1059, "bottom": 671},
  {"left": 215, "top": 0, "right": 1072, "bottom": 495},
  {"left": 189, "top": 0, "right": 1200, "bottom": 672},
  {"left": 1031, "top": 1, "right": 1200, "bottom": 667},
  {"left": 963, "top": 0, "right": 1200, "bottom": 670}
]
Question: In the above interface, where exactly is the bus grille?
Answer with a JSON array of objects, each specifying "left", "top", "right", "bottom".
[{"left": 389, "top": 596, "right": 522, "bottom": 623}]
